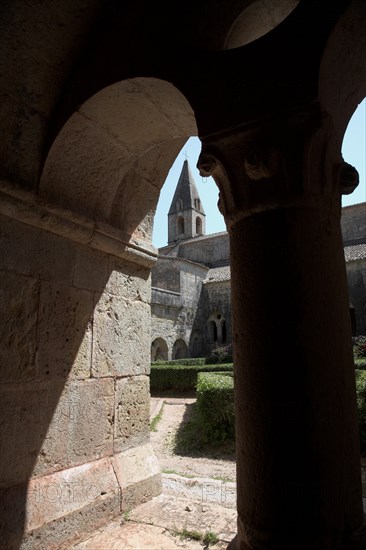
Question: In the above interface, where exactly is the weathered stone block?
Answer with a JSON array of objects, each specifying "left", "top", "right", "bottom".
[
  {"left": 112, "top": 443, "right": 162, "bottom": 511},
  {"left": 26, "top": 457, "right": 119, "bottom": 532},
  {"left": 33, "top": 230, "right": 76, "bottom": 286},
  {"left": 33, "top": 379, "right": 114, "bottom": 477},
  {"left": 0, "top": 94, "right": 45, "bottom": 188},
  {"left": 106, "top": 257, "right": 151, "bottom": 303},
  {"left": 72, "top": 244, "right": 109, "bottom": 292},
  {"left": 21, "top": 490, "right": 120, "bottom": 550},
  {"left": 114, "top": 375, "right": 150, "bottom": 452},
  {"left": 36, "top": 281, "right": 93, "bottom": 379},
  {"left": 22, "top": 490, "right": 120, "bottom": 550},
  {"left": 0, "top": 271, "right": 40, "bottom": 382},
  {"left": 0, "top": 215, "right": 75, "bottom": 286},
  {"left": 0, "top": 380, "right": 65, "bottom": 487},
  {"left": 92, "top": 295, "right": 150, "bottom": 377}
]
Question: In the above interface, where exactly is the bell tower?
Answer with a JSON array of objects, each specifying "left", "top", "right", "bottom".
[{"left": 168, "top": 160, "right": 206, "bottom": 244}]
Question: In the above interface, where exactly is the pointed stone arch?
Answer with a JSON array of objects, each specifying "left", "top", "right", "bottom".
[{"left": 172, "top": 339, "right": 188, "bottom": 360}]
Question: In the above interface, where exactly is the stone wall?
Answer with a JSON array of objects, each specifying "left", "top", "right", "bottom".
[
  {"left": 202, "top": 281, "right": 232, "bottom": 355},
  {"left": 179, "top": 233, "right": 229, "bottom": 266},
  {"left": 346, "top": 260, "right": 366, "bottom": 335},
  {"left": 150, "top": 256, "right": 208, "bottom": 358},
  {"left": 341, "top": 203, "right": 366, "bottom": 245},
  {"left": 0, "top": 213, "right": 161, "bottom": 548}
]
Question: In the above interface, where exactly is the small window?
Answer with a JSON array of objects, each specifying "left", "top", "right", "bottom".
[
  {"left": 176, "top": 199, "right": 183, "bottom": 211},
  {"left": 177, "top": 216, "right": 185, "bottom": 235},
  {"left": 196, "top": 217, "right": 202, "bottom": 235},
  {"left": 194, "top": 198, "right": 201, "bottom": 210}
]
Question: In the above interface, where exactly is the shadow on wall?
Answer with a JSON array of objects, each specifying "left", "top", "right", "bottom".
[{"left": 0, "top": 77, "right": 198, "bottom": 548}]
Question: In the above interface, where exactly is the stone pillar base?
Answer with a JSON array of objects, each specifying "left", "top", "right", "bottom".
[
  {"left": 1, "top": 444, "right": 161, "bottom": 549},
  {"left": 227, "top": 516, "right": 366, "bottom": 550},
  {"left": 112, "top": 443, "right": 162, "bottom": 511}
]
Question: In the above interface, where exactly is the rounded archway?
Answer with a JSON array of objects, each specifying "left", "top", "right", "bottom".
[
  {"left": 151, "top": 338, "right": 169, "bottom": 362},
  {"left": 40, "top": 78, "right": 198, "bottom": 247},
  {"left": 208, "top": 311, "right": 226, "bottom": 344},
  {"left": 319, "top": 2, "right": 366, "bottom": 153}
]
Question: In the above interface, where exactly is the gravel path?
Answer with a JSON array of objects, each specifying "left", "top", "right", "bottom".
[{"left": 150, "top": 396, "right": 236, "bottom": 482}]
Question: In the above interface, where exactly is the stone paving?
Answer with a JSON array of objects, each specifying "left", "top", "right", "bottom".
[
  {"left": 70, "top": 398, "right": 366, "bottom": 548},
  {"left": 70, "top": 398, "right": 237, "bottom": 549},
  {"left": 72, "top": 493, "right": 236, "bottom": 549}
]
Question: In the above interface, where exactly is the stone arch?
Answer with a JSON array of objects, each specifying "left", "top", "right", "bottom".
[
  {"left": 40, "top": 78, "right": 197, "bottom": 246},
  {"left": 151, "top": 338, "right": 168, "bottom": 362},
  {"left": 16, "top": 77, "right": 198, "bottom": 544},
  {"left": 208, "top": 311, "right": 227, "bottom": 344},
  {"left": 172, "top": 339, "right": 188, "bottom": 360},
  {"left": 208, "top": 320, "right": 218, "bottom": 343},
  {"left": 319, "top": 3, "right": 366, "bottom": 156},
  {"left": 224, "top": 0, "right": 299, "bottom": 49},
  {"left": 222, "top": 318, "right": 227, "bottom": 344},
  {"left": 190, "top": 332, "right": 201, "bottom": 358}
]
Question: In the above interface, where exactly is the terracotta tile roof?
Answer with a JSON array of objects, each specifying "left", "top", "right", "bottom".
[
  {"left": 344, "top": 244, "right": 366, "bottom": 262},
  {"left": 204, "top": 265, "right": 231, "bottom": 283}
]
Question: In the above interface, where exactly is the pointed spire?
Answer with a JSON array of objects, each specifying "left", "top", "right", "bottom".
[
  {"left": 168, "top": 160, "right": 205, "bottom": 215},
  {"left": 167, "top": 159, "right": 206, "bottom": 244}
]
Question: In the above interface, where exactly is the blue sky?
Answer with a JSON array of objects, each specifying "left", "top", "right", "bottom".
[{"left": 152, "top": 99, "right": 366, "bottom": 248}]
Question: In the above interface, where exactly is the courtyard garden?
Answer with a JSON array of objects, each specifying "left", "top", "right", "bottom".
[{"left": 150, "top": 336, "right": 366, "bottom": 499}]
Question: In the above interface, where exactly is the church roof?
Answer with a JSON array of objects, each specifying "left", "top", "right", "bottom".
[
  {"left": 344, "top": 244, "right": 366, "bottom": 262},
  {"left": 204, "top": 265, "right": 231, "bottom": 283},
  {"left": 168, "top": 160, "right": 205, "bottom": 215},
  {"left": 179, "top": 231, "right": 227, "bottom": 244}
]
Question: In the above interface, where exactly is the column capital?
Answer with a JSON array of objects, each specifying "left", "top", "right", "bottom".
[{"left": 197, "top": 105, "right": 359, "bottom": 228}]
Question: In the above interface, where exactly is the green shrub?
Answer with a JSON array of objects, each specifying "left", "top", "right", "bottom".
[
  {"left": 196, "top": 372, "right": 235, "bottom": 444},
  {"left": 356, "top": 370, "right": 366, "bottom": 454},
  {"left": 355, "top": 357, "right": 366, "bottom": 370},
  {"left": 353, "top": 336, "right": 366, "bottom": 360},
  {"left": 150, "top": 362, "right": 233, "bottom": 392},
  {"left": 206, "top": 343, "right": 233, "bottom": 364}
]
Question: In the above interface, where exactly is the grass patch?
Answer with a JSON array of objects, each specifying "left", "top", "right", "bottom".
[
  {"left": 203, "top": 531, "right": 219, "bottom": 546},
  {"left": 150, "top": 401, "right": 165, "bottom": 432},
  {"left": 179, "top": 528, "right": 202, "bottom": 541},
  {"left": 174, "top": 528, "right": 219, "bottom": 546},
  {"left": 212, "top": 474, "right": 235, "bottom": 482}
]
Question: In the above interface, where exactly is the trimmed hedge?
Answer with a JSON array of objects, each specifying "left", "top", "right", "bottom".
[
  {"left": 152, "top": 358, "right": 206, "bottom": 367},
  {"left": 196, "top": 372, "right": 235, "bottom": 444},
  {"left": 150, "top": 362, "right": 233, "bottom": 391}
]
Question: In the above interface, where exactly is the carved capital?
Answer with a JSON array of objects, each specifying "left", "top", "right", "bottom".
[
  {"left": 198, "top": 106, "right": 345, "bottom": 228},
  {"left": 243, "top": 146, "right": 280, "bottom": 181},
  {"left": 336, "top": 161, "right": 359, "bottom": 195}
]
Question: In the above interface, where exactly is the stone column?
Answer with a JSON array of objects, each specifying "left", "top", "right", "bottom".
[{"left": 198, "top": 108, "right": 365, "bottom": 549}]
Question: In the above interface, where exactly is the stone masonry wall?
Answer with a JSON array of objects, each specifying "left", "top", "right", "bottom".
[
  {"left": 151, "top": 256, "right": 208, "bottom": 358},
  {"left": 346, "top": 260, "right": 366, "bottom": 335},
  {"left": 179, "top": 233, "right": 229, "bottom": 266},
  {"left": 0, "top": 214, "right": 161, "bottom": 549},
  {"left": 341, "top": 203, "right": 366, "bottom": 245},
  {"left": 202, "top": 281, "right": 232, "bottom": 355}
]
